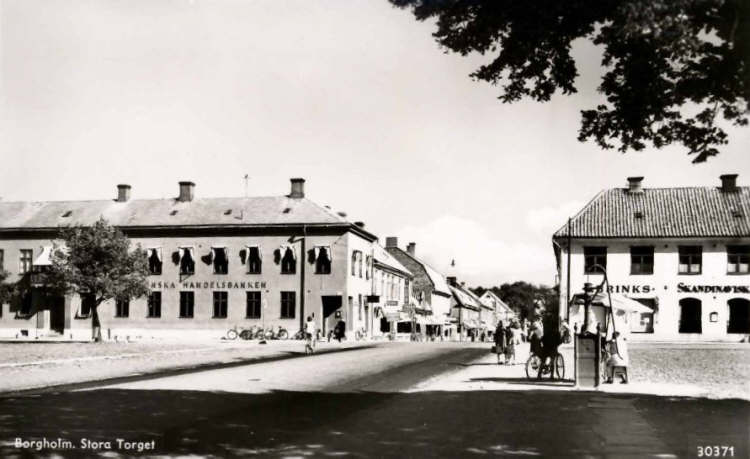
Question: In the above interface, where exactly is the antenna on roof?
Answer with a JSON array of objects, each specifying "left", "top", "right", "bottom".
[{"left": 243, "top": 174, "right": 249, "bottom": 198}]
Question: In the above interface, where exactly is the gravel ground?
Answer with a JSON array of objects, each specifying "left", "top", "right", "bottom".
[{"left": 627, "top": 344, "right": 750, "bottom": 399}]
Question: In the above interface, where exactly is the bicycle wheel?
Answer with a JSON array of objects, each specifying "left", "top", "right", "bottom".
[
  {"left": 278, "top": 329, "right": 289, "bottom": 340},
  {"left": 239, "top": 329, "right": 253, "bottom": 340},
  {"left": 226, "top": 329, "right": 238, "bottom": 340},
  {"left": 554, "top": 353, "right": 565, "bottom": 380},
  {"left": 525, "top": 354, "right": 541, "bottom": 379}
]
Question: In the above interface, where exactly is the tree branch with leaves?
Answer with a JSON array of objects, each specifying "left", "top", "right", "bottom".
[{"left": 390, "top": 0, "right": 748, "bottom": 162}]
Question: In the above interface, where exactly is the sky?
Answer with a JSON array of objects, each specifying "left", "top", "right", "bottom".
[{"left": 1, "top": 0, "right": 749, "bottom": 287}]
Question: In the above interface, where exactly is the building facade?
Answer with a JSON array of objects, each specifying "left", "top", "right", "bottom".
[
  {"left": 0, "top": 179, "right": 377, "bottom": 340},
  {"left": 554, "top": 175, "right": 750, "bottom": 342},
  {"left": 479, "top": 290, "right": 516, "bottom": 325},
  {"left": 385, "top": 238, "right": 453, "bottom": 338},
  {"left": 370, "top": 242, "right": 413, "bottom": 339}
]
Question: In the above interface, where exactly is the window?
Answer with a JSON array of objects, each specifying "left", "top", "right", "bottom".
[
  {"left": 212, "top": 247, "right": 228, "bottom": 275},
  {"left": 179, "top": 247, "right": 195, "bottom": 275},
  {"left": 358, "top": 294, "right": 363, "bottom": 320},
  {"left": 630, "top": 246, "right": 654, "bottom": 275},
  {"left": 147, "top": 248, "right": 162, "bottom": 275},
  {"left": 213, "top": 291, "right": 228, "bottom": 318},
  {"left": 179, "top": 291, "right": 194, "bottom": 318},
  {"left": 727, "top": 245, "right": 750, "bottom": 274},
  {"left": 357, "top": 252, "right": 363, "bottom": 278},
  {"left": 365, "top": 256, "right": 371, "bottom": 280},
  {"left": 281, "top": 247, "right": 296, "bottom": 275},
  {"left": 315, "top": 246, "right": 332, "bottom": 274},
  {"left": 19, "top": 249, "right": 33, "bottom": 273},
  {"left": 246, "top": 291, "right": 261, "bottom": 319},
  {"left": 583, "top": 247, "right": 607, "bottom": 274},
  {"left": 728, "top": 298, "right": 750, "bottom": 334},
  {"left": 0, "top": 249, "right": 4, "bottom": 271},
  {"left": 280, "top": 291, "right": 295, "bottom": 319},
  {"left": 115, "top": 299, "right": 130, "bottom": 318},
  {"left": 147, "top": 292, "right": 162, "bottom": 318},
  {"left": 79, "top": 294, "right": 95, "bottom": 318},
  {"left": 678, "top": 246, "right": 702, "bottom": 274},
  {"left": 351, "top": 251, "right": 357, "bottom": 276},
  {"left": 247, "top": 246, "right": 262, "bottom": 274}
]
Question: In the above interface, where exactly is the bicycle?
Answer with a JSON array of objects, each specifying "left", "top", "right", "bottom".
[{"left": 525, "top": 351, "right": 565, "bottom": 380}]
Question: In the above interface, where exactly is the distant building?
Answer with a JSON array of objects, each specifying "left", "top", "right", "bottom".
[
  {"left": 479, "top": 290, "right": 516, "bottom": 325},
  {"left": 553, "top": 174, "right": 750, "bottom": 342},
  {"left": 0, "top": 179, "right": 377, "bottom": 340},
  {"left": 446, "top": 277, "right": 482, "bottom": 340},
  {"left": 370, "top": 243, "right": 413, "bottom": 338},
  {"left": 385, "top": 238, "right": 453, "bottom": 339}
]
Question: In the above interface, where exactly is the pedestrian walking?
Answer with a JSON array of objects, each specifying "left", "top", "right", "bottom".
[
  {"left": 505, "top": 323, "right": 517, "bottom": 364},
  {"left": 494, "top": 321, "right": 506, "bottom": 364},
  {"left": 304, "top": 316, "right": 316, "bottom": 354}
]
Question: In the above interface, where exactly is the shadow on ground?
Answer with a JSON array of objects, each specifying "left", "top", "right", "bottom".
[
  {"left": 1, "top": 388, "right": 747, "bottom": 458},
  {"left": 467, "top": 376, "right": 574, "bottom": 387}
]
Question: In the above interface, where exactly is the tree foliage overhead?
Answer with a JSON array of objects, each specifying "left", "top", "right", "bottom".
[
  {"left": 0, "top": 269, "right": 16, "bottom": 305},
  {"left": 46, "top": 218, "right": 150, "bottom": 341},
  {"left": 474, "top": 281, "right": 557, "bottom": 322},
  {"left": 390, "top": 0, "right": 748, "bottom": 162}
]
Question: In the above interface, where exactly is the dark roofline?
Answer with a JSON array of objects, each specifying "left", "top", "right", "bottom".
[
  {"left": 386, "top": 246, "right": 439, "bottom": 290},
  {"left": 0, "top": 222, "right": 379, "bottom": 241}
]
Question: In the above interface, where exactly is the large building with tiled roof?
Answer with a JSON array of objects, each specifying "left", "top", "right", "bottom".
[
  {"left": 553, "top": 174, "right": 750, "bottom": 342},
  {"left": 0, "top": 178, "right": 378, "bottom": 340}
]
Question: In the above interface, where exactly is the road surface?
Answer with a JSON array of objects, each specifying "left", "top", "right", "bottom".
[{"left": 0, "top": 342, "right": 747, "bottom": 458}]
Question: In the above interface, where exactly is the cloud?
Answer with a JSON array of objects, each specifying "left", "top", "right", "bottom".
[
  {"left": 525, "top": 200, "right": 584, "bottom": 235},
  {"left": 393, "top": 215, "right": 554, "bottom": 287}
]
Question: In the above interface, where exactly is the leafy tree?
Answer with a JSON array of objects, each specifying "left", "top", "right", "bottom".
[
  {"left": 389, "top": 0, "right": 748, "bottom": 162},
  {"left": 46, "top": 218, "right": 150, "bottom": 342},
  {"left": 0, "top": 269, "right": 17, "bottom": 305}
]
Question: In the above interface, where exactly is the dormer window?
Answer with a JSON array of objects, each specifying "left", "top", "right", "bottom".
[
  {"left": 147, "top": 248, "right": 162, "bottom": 275},
  {"left": 280, "top": 246, "right": 296, "bottom": 274},
  {"left": 314, "top": 246, "right": 332, "bottom": 274},
  {"left": 61, "top": 210, "right": 72, "bottom": 218},
  {"left": 170, "top": 210, "right": 178, "bottom": 216},
  {"left": 212, "top": 247, "right": 228, "bottom": 275},
  {"left": 634, "top": 211, "right": 644, "bottom": 219},
  {"left": 179, "top": 247, "right": 195, "bottom": 275},
  {"left": 245, "top": 245, "right": 262, "bottom": 274},
  {"left": 224, "top": 209, "right": 232, "bottom": 215}
]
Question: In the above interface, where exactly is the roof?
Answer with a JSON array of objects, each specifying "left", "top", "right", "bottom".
[
  {"left": 373, "top": 243, "right": 412, "bottom": 277},
  {"left": 385, "top": 247, "right": 451, "bottom": 295},
  {"left": 553, "top": 187, "right": 750, "bottom": 239},
  {"left": 0, "top": 196, "right": 376, "bottom": 238},
  {"left": 449, "top": 285, "right": 481, "bottom": 310},
  {"left": 479, "top": 291, "right": 515, "bottom": 315}
]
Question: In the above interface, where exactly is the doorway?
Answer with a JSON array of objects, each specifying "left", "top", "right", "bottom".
[
  {"left": 49, "top": 296, "right": 65, "bottom": 334},
  {"left": 321, "top": 295, "right": 342, "bottom": 335},
  {"left": 727, "top": 298, "right": 750, "bottom": 334},
  {"left": 678, "top": 298, "right": 702, "bottom": 333}
]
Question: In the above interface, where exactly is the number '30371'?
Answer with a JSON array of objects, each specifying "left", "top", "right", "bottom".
[{"left": 697, "top": 446, "right": 734, "bottom": 457}]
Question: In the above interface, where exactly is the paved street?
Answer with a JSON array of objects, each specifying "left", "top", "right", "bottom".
[{"left": 1, "top": 342, "right": 748, "bottom": 458}]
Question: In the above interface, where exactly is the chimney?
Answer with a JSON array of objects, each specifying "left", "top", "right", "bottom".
[
  {"left": 627, "top": 176, "right": 644, "bottom": 193},
  {"left": 354, "top": 221, "right": 365, "bottom": 228},
  {"left": 290, "top": 178, "right": 305, "bottom": 199},
  {"left": 178, "top": 181, "right": 195, "bottom": 202},
  {"left": 446, "top": 276, "right": 457, "bottom": 287},
  {"left": 407, "top": 242, "right": 416, "bottom": 256},
  {"left": 385, "top": 237, "right": 398, "bottom": 248},
  {"left": 720, "top": 174, "right": 738, "bottom": 192},
  {"left": 116, "top": 184, "right": 131, "bottom": 203}
]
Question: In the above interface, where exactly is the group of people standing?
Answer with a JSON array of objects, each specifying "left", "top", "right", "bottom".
[{"left": 493, "top": 320, "right": 522, "bottom": 364}]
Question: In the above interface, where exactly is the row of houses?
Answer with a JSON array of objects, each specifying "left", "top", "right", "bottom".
[{"left": 0, "top": 178, "right": 515, "bottom": 341}]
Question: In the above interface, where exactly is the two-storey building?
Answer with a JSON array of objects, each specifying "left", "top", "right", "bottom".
[
  {"left": 553, "top": 174, "right": 750, "bottom": 342},
  {"left": 0, "top": 178, "right": 377, "bottom": 340}
]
